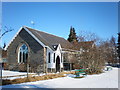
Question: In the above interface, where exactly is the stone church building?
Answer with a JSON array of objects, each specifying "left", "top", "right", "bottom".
[{"left": 5, "top": 26, "right": 76, "bottom": 73}]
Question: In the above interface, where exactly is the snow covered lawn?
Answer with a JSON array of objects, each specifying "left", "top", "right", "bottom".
[
  {"left": 2, "top": 70, "right": 27, "bottom": 77},
  {"left": 1, "top": 67, "right": 118, "bottom": 88},
  {"left": 2, "top": 70, "right": 37, "bottom": 80},
  {"left": 2, "top": 70, "right": 36, "bottom": 77}
]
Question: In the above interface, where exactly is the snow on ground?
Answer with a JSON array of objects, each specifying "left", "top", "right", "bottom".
[
  {"left": 2, "top": 70, "right": 38, "bottom": 80},
  {"left": 2, "top": 70, "right": 56, "bottom": 80},
  {"left": 1, "top": 67, "right": 118, "bottom": 88},
  {"left": 2, "top": 70, "right": 29, "bottom": 77}
]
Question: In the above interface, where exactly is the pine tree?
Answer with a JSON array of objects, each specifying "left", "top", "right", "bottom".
[
  {"left": 67, "top": 27, "right": 73, "bottom": 42},
  {"left": 72, "top": 28, "right": 78, "bottom": 42},
  {"left": 67, "top": 26, "right": 78, "bottom": 42}
]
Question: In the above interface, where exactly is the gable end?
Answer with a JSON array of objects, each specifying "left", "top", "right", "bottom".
[{"left": 5, "top": 26, "right": 50, "bottom": 50}]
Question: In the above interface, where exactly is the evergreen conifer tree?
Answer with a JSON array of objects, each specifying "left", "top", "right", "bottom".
[{"left": 67, "top": 26, "right": 78, "bottom": 42}]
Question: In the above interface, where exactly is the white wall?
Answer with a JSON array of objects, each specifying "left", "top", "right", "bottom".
[{"left": 46, "top": 44, "right": 63, "bottom": 69}]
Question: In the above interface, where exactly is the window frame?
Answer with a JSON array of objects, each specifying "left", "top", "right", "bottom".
[{"left": 18, "top": 44, "right": 28, "bottom": 63}]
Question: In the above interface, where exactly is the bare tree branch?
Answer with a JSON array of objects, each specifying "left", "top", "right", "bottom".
[
  {"left": 0, "top": 26, "right": 14, "bottom": 39},
  {"left": 78, "top": 31, "right": 101, "bottom": 45}
]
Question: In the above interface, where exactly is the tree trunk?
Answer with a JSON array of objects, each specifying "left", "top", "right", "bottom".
[
  {"left": 44, "top": 47, "right": 48, "bottom": 74},
  {"left": 70, "top": 63, "right": 72, "bottom": 71},
  {"left": 27, "top": 51, "right": 30, "bottom": 78},
  {"left": 27, "top": 63, "right": 29, "bottom": 78},
  {"left": 0, "top": 63, "right": 2, "bottom": 85}
]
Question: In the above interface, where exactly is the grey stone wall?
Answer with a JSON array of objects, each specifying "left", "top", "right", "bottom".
[{"left": 7, "top": 28, "right": 44, "bottom": 73}]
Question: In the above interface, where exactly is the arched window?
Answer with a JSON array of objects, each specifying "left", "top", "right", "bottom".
[{"left": 18, "top": 44, "right": 28, "bottom": 63}]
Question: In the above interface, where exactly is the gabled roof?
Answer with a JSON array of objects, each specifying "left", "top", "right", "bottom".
[
  {"left": 52, "top": 45, "right": 58, "bottom": 50},
  {"left": 26, "top": 27, "right": 74, "bottom": 50},
  {"left": 5, "top": 26, "right": 74, "bottom": 51}
]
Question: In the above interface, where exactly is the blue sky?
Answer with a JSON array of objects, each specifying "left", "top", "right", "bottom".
[{"left": 1, "top": 2, "right": 118, "bottom": 47}]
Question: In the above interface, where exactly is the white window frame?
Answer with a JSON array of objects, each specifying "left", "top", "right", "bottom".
[{"left": 18, "top": 44, "right": 28, "bottom": 63}]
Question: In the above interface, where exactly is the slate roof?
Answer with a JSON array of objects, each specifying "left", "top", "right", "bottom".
[{"left": 25, "top": 27, "right": 74, "bottom": 51}]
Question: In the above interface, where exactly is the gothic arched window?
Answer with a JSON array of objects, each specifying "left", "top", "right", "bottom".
[{"left": 18, "top": 44, "right": 28, "bottom": 63}]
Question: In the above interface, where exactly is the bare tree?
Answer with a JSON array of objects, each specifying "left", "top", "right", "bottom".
[
  {"left": 78, "top": 31, "right": 102, "bottom": 45},
  {"left": 0, "top": 26, "right": 13, "bottom": 84},
  {"left": 0, "top": 26, "right": 14, "bottom": 40},
  {"left": 100, "top": 36, "right": 118, "bottom": 66},
  {"left": 72, "top": 31, "right": 106, "bottom": 74},
  {"left": 72, "top": 34, "right": 117, "bottom": 74}
]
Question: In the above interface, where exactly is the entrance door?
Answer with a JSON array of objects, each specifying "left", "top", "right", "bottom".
[{"left": 56, "top": 56, "right": 60, "bottom": 72}]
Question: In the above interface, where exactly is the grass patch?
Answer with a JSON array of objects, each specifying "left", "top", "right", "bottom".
[
  {"left": 74, "top": 76, "right": 84, "bottom": 78},
  {"left": 2, "top": 73, "right": 65, "bottom": 85},
  {"left": 60, "top": 71, "right": 76, "bottom": 75}
]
